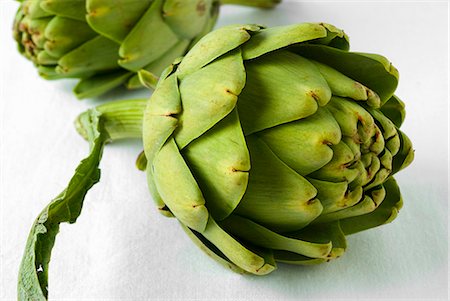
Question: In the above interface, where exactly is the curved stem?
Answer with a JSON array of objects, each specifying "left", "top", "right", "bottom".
[{"left": 18, "top": 99, "right": 147, "bottom": 300}]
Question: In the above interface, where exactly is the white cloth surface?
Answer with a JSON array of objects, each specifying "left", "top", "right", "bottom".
[{"left": 1, "top": 1, "right": 448, "bottom": 300}]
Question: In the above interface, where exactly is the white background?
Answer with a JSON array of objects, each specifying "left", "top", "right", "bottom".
[{"left": 1, "top": 1, "right": 448, "bottom": 300}]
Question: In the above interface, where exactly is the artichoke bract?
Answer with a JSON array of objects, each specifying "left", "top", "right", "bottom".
[
  {"left": 142, "top": 23, "right": 414, "bottom": 274},
  {"left": 13, "top": 0, "right": 280, "bottom": 99}
]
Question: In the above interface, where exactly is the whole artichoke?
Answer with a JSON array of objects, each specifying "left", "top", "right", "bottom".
[
  {"left": 13, "top": 0, "right": 280, "bottom": 98},
  {"left": 18, "top": 22, "right": 414, "bottom": 300},
  {"left": 141, "top": 23, "right": 414, "bottom": 274}
]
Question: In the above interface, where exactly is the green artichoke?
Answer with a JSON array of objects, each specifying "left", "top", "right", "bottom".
[
  {"left": 13, "top": 0, "right": 280, "bottom": 99},
  {"left": 141, "top": 23, "right": 414, "bottom": 274},
  {"left": 18, "top": 22, "right": 413, "bottom": 300}
]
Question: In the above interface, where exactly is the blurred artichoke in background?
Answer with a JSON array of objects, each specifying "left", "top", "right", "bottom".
[
  {"left": 141, "top": 23, "right": 414, "bottom": 274},
  {"left": 13, "top": 0, "right": 280, "bottom": 99}
]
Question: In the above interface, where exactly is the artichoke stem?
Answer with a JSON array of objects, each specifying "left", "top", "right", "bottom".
[{"left": 75, "top": 99, "right": 146, "bottom": 141}]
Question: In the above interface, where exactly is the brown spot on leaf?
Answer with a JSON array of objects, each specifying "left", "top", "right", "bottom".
[
  {"left": 162, "top": 111, "right": 178, "bottom": 118},
  {"left": 308, "top": 90, "right": 320, "bottom": 102},
  {"left": 307, "top": 198, "right": 316, "bottom": 205},
  {"left": 197, "top": 0, "right": 206, "bottom": 16},
  {"left": 225, "top": 89, "right": 237, "bottom": 97},
  {"left": 19, "top": 22, "right": 27, "bottom": 32}
]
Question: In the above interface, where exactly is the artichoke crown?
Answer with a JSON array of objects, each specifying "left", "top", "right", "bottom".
[{"left": 142, "top": 23, "right": 414, "bottom": 274}]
